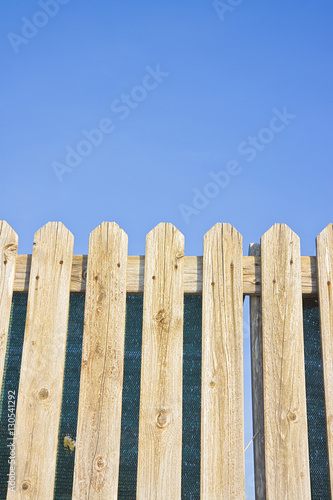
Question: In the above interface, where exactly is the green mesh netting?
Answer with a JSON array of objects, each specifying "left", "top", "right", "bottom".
[
  {"left": 0, "top": 294, "right": 329, "bottom": 499},
  {"left": 303, "top": 299, "right": 330, "bottom": 499},
  {"left": 0, "top": 293, "right": 27, "bottom": 499}
]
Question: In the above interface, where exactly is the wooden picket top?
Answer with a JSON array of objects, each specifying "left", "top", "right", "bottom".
[
  {"left": 0, "top": 222, "right": 18, "bottom": 396},
  {"left": 72, "top": 222, "right": 128, "bottom": 499},
  {"left": 0, "top": 220, "right": 332, "bottom": 499},
  {"left": 7, "top": 222, "right": 73, "bottom": 500},
  {"left": 137, "top": 223, "right": 184, "bottom": 500},
  {"left": 261, "top": 224, "right": 311, "bottom": 498},
  {"left": 316, "top": 223, "right": 333, "bottom": 494},
  {"left": 201, "top": 223, "right": 244, "bottom": 498}
]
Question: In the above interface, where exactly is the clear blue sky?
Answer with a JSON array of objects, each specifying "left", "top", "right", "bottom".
[{"left": 1, "top": 1, "right": 332, "bottom": 497}]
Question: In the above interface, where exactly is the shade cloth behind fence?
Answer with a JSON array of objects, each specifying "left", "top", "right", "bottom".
[{"left": 0, "top": 294, "right": 329, "bottom": 499}]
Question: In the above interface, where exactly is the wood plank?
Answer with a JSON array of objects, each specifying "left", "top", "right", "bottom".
[
  {"left": 261, "top": 223, "right": 311, "bottom": 498},
  {"left": 316, "top": 223, "right": 333, "bottom": 495},
  {"left": 72, "top": 222, "right": 128, "bottom": 499},
  {"left": 7, "top": 222, "right": 73, "bottom": 499},
  {"left": 137, "top": 223, "right": 184, "bottom": 500},
  {"left": 201, "top": 223, "right": 245, "bottom": 499},
  {"left": 13, "top": 255, "right": 318, "bottom": 296},
  {"left": 0, "top": 221, "right": 18, "bottom": 395},
  {"left": 248, "top": 243, "right": 265, "bottom": 499}
]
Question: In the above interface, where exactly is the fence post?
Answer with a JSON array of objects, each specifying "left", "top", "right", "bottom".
[{"left": 249, "top": 243, "right": 266, "bottom": 499}]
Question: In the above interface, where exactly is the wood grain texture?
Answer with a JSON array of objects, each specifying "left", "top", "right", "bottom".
[
  {"left": 249, "top": 243, "right": 265, "bottom": 500},
  {"left": 201, "top": 223, "right": 245, "bottom": 499},
  {"left": 261, "top": 224, "right": 311, "bottom": 499},
  {"left": 137, "top": 223, "right": 184, "bottom": 500},
  {"left": 7, "top": 222, "right": 73, "bottom": 500},
  {"left": 0, "top": 221, "right": 18, "bottom": 396},
  {"left": 13, "top": 255, "right": 318, "bottom": 296},
  {"left": 316, "top": 223, "right": 333, "bottom": 496},
  {"left": 72, "top": 222, "right": 128, "bottom": 499}
]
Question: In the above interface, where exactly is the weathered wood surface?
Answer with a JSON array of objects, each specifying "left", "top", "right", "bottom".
[
  {"left": 201, "top": 223, "right": 245, "bottom": 499},
  {"left": 13, "top": 255, "right": 318, "bottom": 296},
  {"left": 72, "top": 222, "right": 128, "bottom": 499},
  {"left": 137, "top": 223, "right": 184, "bottom": 500},
  {"left": 261, "top": 224, "right": 311, "bottom": 499},
  {"left": 316, "top": 223, "right": 333, "bottom": 496},
  {"left": 0, "top": 221, "right": 18, "bottom": 395},
  {"left": 249, "top": 243, "right": 265, "bottom": 500},
  {"left": 7, "top": 222, "right": 73, "bottom": 499}
]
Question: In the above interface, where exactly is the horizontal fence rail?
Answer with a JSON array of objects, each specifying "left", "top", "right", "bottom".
[
  {"left": 12, "top": 254, "right": 319, "bottom": 295},
  {"left": 0, "top": 221, "right": 332, "bottom": 499}
]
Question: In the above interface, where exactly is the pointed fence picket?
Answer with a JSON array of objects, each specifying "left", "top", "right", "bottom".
[
  {"left": 72, "top": 222, "right": 128, "bottom": 499},
  {"left": 201, "top": 223, "right": 245, "bottom": 499},
  {"left": 0, "top": 222, "right": 18, "bottom": 397},
  {"left": 7, "top": 222, "right": 73, "bottom": 500},
  {"left": 316, "top": 224, "right": 333, "bottom": 494},
  {"left": 260, "top": 224, "right": 311, "bottom": 498},
  {"left": 137, "top": 223, "right": 184, "bottom": 500},
  {"left": 0, "top": 220, "right": 331, "bottom": 499}
]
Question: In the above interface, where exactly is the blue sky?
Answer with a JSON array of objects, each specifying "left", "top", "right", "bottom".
[
  {"left": 1, "top": 0, "right": 332, "bottom": 256},
  {"left": 1, "top": 1, "right": 332, "bottom": 497}
]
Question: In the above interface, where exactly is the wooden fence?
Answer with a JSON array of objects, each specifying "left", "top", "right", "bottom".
[{"left": 0, "top": 220, "right": 332, "bottom": 499}]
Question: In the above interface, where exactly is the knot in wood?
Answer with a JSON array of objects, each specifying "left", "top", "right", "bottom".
[
  {"left": 288, "top": 411, "right": 297, "bottom": 422},
  {"left": 94, "top": 456, "right": 106, "bottom": 472},
  {"left": 38, "top": 388, "right": 49, "bottom": 400},
  {"left": 155, "top": 309, "right": 167, "bottom": 324},
  {"left": 22, "top": 481, "right": 31, "bottom": 491},
  {"left": 156, "top": 409, "right": 171, "bottom": 429},
  {"left": 3, "top": 243, "right": 17, "bottom": 261}
]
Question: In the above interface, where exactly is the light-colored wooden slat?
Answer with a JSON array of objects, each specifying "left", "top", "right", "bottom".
[
  {"left": 0, "top": 221, "right": 18, "bottom": 395},
  {"left": 316, "top": 223, "right": 333, "bottom": 495},
  {"left": 7, "top": 222, "right": 73, "bottom": 500},
  {"left": 12, "top": 254, "right": 318, "bottom": 296},
  {"left": 137, "top": 223, "right": 184, "bottom": 500},
  {"left": 72, "top": 222, "right": 128, "bottom": 499},
  {"left": 201, "top": 223, "right": 245, "bottom": 499},
  {"left": 261, "top": 223, "right": 311, "bottom": 498},
  {"left": 248, "top": 243, "right": 265, "bottom": 499}
]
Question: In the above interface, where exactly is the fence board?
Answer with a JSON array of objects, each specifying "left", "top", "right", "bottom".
[
  {"left": 137, "top": 223, "right": 184, "bottom": 500},
  {"left": 7, "top": 222, "right": 73, "bottom": 499},
  {"left": 201, "top": 223, "right": 245, "bottom": 499},
  {"left": 249, "top": 243, "right": 265, "bottom": 499},
  {"left": 261, "top": 223, "right": 311, "bottom": 499},
  {"left": 0, "top": 221, "right": 18, "bottom": 396},
  {"left": 316, "top": 223, "right": 333, "bottom": 495},
  {"left": 72, "top": 222, "right": 128, "bottom": 499}
]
